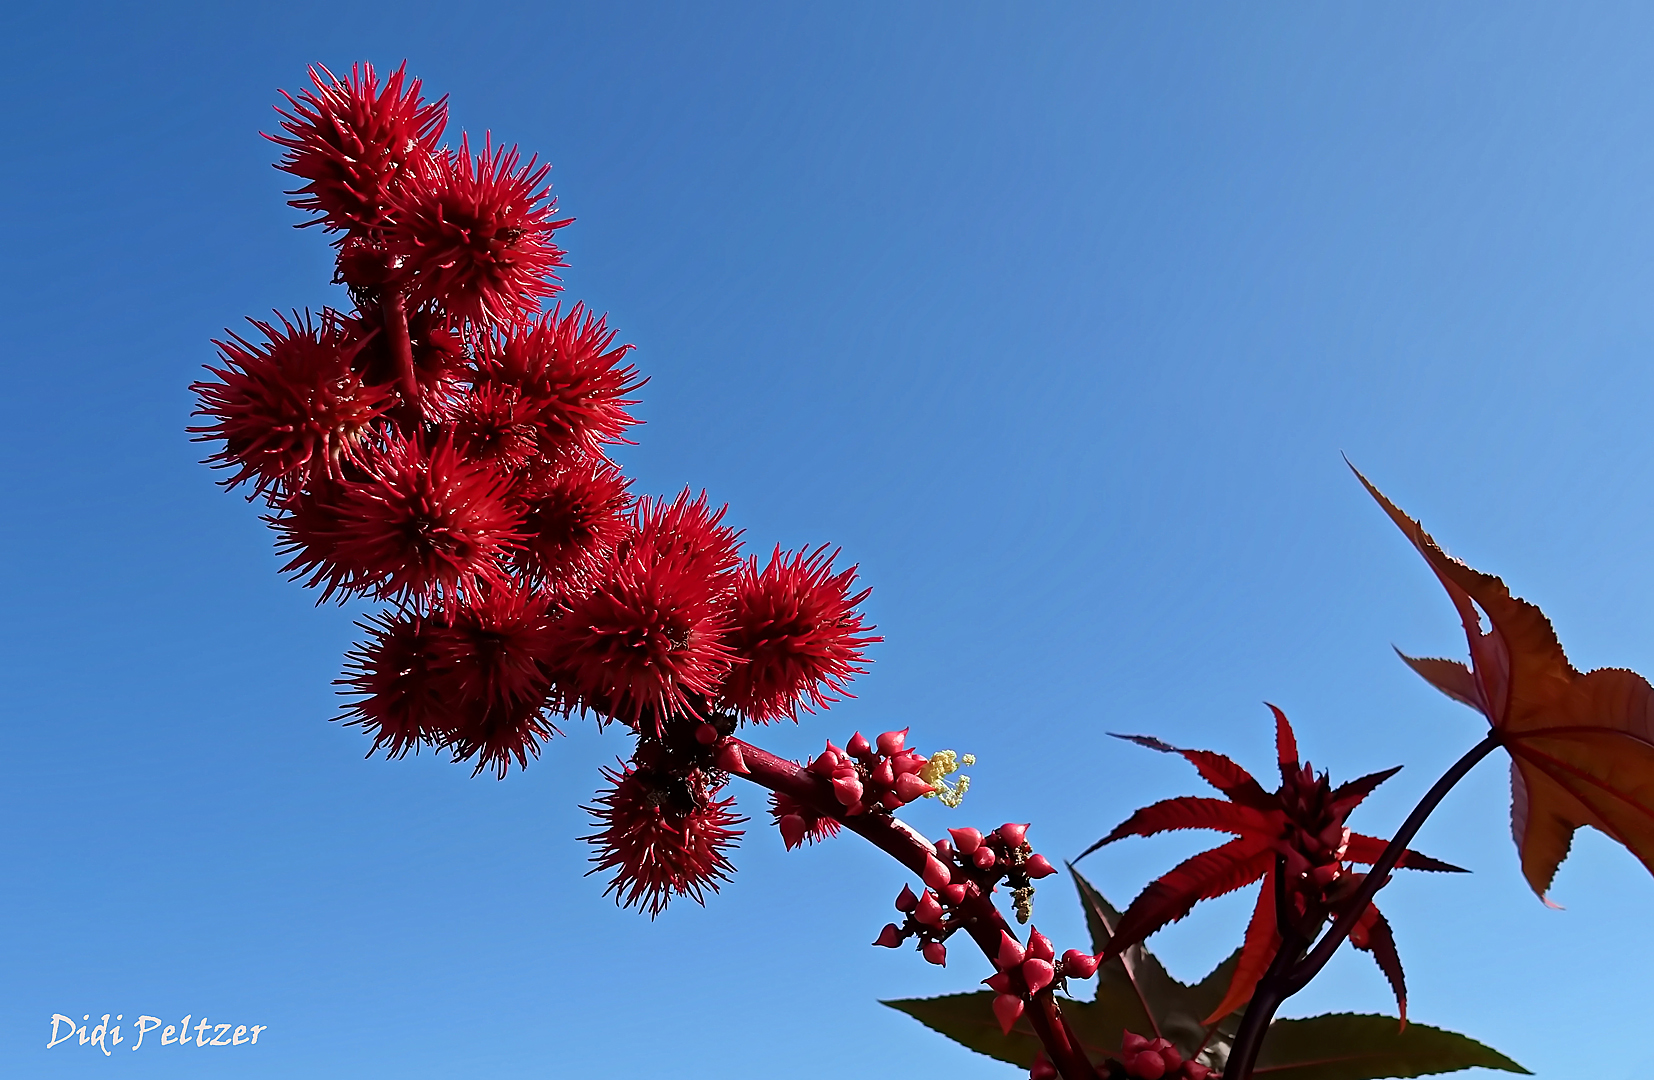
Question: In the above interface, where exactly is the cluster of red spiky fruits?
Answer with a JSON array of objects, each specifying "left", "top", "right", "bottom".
[{"left": 192, "top": 62, "right": 881, "bottom": 916}]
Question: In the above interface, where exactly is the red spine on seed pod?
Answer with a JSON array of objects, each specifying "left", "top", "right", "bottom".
[
  {"left": 1024, "top": 853, "right": 1057, "bottom": 878},
  {"left": 996, "top": 931, "right": 1025, "bottom": 970},
  {"left": 1021, "top": 958, "right": 1054, "bottom": 994},
  {"left": 992, "top": 994, "right": 1024, "bottom": 1036},
  {"left": 1061, "top": 949, "right": 1100, "bottom": 979},
  {"left": 921, "top": 941, "right": 947, "bottom": 966},
  {"left": 876, "top": 728, "right": 908, "bottom": 755},
  {"left": 895, "top": 773, "right": 935, "bottom": 802},
  {"left": 872, "top": 924, "right": 903, "bottom": 948}
]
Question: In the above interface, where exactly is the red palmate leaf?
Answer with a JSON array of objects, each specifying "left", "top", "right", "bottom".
[
  {"left": 1085, "top": 710, "right": 1462, "bottom": 1023},
  {"left": 1357, "top": 467, "right": 1654, "bottom": 901}
]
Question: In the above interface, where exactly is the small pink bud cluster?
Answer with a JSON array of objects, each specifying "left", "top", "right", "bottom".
[
  {"left": 807, "top": 728, "right": 932, "bottom": 817},
  {"left": 935, "top": 822, "right": 1058, "bottom": 924},
  {"left": 983, "top": 929, "right": 1101, "bottom": 1034},
  {"left": 872, "top": 879, "right": 959, "bottom": 966},
  {"left": 1276, "top": 762, "right": 1354, "bottom": 897},
  {"left": 1116, "top": 1032, "right": 1210, "bottom": 1080},
  {"left": 694, "top": 722, "right": 752, "bottom": 775}
]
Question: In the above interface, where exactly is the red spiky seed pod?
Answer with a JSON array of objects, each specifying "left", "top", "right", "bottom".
[
  {"left": 477, "top": 304, "right": 643, "bottom": 464},
  {"left": 392, "top": 135, "right": 570, "bottom": 325},
  {"left": 513, "top": 456, "right": 633, "bottom": 586},
  {"left": 273, "top": 431, "right": 522, "bottom": 603},
  {"left": 192, "top": 312, "right": 390, "bottom": 499},
  {"left": 719, "top": 545, "right": 879, "bottom": 722},
  {"left": 336, "top": 607, "right": 465, "bottom": 757},
  {"left": 546, "top": 537, "right": 735, "bottom": 727},
  {"left": 269, "top": 62, "right": 448, "bottom": 233},
  {"left": 581, "top": 765, "right": 743, "bottom": 918}
]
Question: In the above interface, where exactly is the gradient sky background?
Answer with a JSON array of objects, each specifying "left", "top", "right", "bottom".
[{"left": 3, "top": 3, "right": 1653, "bottom": 1078}]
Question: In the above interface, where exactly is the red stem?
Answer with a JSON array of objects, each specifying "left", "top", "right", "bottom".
[
  {"left": 731, "top": 739, "right": 1099, "bottom": 1080},
  {"left": 382, "top": 287, "right": 420, "bottom": 414}
]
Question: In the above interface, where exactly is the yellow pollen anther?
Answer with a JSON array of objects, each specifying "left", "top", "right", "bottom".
[{"left": 919, "top": 750, "right": 973, "bottom": 808}]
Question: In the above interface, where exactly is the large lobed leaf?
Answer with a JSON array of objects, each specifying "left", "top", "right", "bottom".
[
  {"left": 1357, "top": 466, "right": 1654, "bottom": 901},
  {"left": 1254, "top": 1014, "right": 1529, "bottom": 1079}
]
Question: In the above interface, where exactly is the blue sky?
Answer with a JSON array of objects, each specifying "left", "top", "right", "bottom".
[{"left": 3, "top": 3, "right": 1652, "bottom": 1077}]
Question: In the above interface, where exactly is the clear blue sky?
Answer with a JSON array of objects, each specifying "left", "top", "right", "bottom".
[{"left": 3, "top": 3, "right": 1652, "bottom": 1077}]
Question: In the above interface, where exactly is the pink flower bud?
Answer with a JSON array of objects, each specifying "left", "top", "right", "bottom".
[
  {"left": 922, "top": 941, "right": 947, "bottom": 966},
  {"left": 1157, "top": 1043, "right": 1182, "bottom": 1071},
  {"left": 1021, "top": 957, "right": 1055, "bottom": 994},
  {"left": 896, "top": 773, "right": 936, "bottom": 802},
  {"left": 825, "top": 740, "right": 846, "bottom": 759},
  {"left": 934, "top": 839, "right": 954, "bottom": 857},
  {"left": 872, "top": 923, "right": 903, "bottom": 948},
  {"left": 876, "top": 728, "right": 909, "bottom": 755},
  {"left": 1061, "top": 949, "right": 1100, "bottom": 979},
  {"left": 941, "top": 883, "right": 967, "bottom": 905},
  {"left": 778, "top": 814, "right": 807, "bottom": 850},
  {"left": 915, "top": 890, "right": 944, "bottom": 926},
  {"left": 949, "top": 827, "right": 984, "bottom": 854},
  {"left": 922, "top": 855, "right": 953, "bottom": 890},
  {"left": 695, "top": 723, "right": 718, "bottom": 745},
  {"left": 872, "top": 760, "right": 895, "bottom": 786},
  {"left": 997, "top": 930, "right": 1025, "bottom": 970},
  {"left": 984, "top": 971, "right": 1012, "bottom": 993},
  {"left": 974, "top": 846, "right": 998, "bottom": 869},
  {"left": 716, "top": 741, "right": 750, "bottom": 774},
  {"left": 1122, "top": 1032, "right": 1152, "bottom": 1054},
  {"left": 847, "top": 731, "right": 872, "bottom": 757},
  {"left": 1184, "top": 1063, "right": 1212, "bottom": 1080},
  {"left": 832, "top": 775, "right": 864, "bottom": 807},
  {"left": 997, "top": 823, "right": 1029, "bottom": 847},
  {"left": 895, "top": 884, "right": 919, "bottom": 912},
  {"left": 992, "top": 993, "right": 1025, "bottom": 1035},
  {"left": 1130, "top": 1051, "right": 1166, "bottom": 1080},
  {"left": 893, "top": 749, "right": 925, "bottom": 774},
  {"left": 1031, "top": 1054, "right": 1058, "bottom": 1080},
  {"left": 809, "top": 751, "right": 839, "bottom": 776},
  {"left": 880, "top": 791, "right": 904, "bottom": 810},
  {"left": 843, "top": 799, "right": 866, "bottom": 817},
  {"left": 1026, "top": 928, "right": 1055, "bottom": 962},
  {"left": 1024, "top": 853, "right": 1057, "bottom": 879}
]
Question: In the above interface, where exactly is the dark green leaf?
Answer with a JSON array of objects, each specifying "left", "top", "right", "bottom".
[
  {"left": 1254, "top": 1014, "right": 1530, "bottom": 1080},
  {"left": 880, "top": 991, "right": 1044, "bottom": 1068}
]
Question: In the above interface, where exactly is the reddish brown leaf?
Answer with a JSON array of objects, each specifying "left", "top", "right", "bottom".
[
  {"left": 1111, "top": 733, "right": 1277, "bottom": 810},
  {"left": 1341, "top": 833, "right": 1466, "bottom": 874},
  {"left": 1349, "top": 903, "right": 1406, "bottom": 1026},
  {"left": 1328, "top": 766, "right": 1404, "bottom": 816},
  {"left": 1079, "top": 796, "right": 1273, "bottom": 858},
  {"left": 1270, "top": 703, "right": 1299, "bottom": 772},
  {"left": 1357, "top": 467, "right": 1654, "bottom": 900},
  {"left": 1106, "top": 838, "right": 1276, "bottom": 959},
  {"left": 1201, "top": 870, "right": 1281, "bottom": 1025}
]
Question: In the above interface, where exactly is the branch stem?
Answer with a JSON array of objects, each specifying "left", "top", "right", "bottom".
[
  {"left": 381, "top": 287, "right": 419, "bottom": 414},
  {"left": 731, "top": 739, "right": 1099, "bottom": 1080}
]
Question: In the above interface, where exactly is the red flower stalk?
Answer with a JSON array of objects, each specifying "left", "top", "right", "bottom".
[
  {"left": 514, "top": 456, "right": 633, "bottom": 586},
  {"left": 192, "top": 312, "right": 391, "bottom": 499},
  {"left": 1080, "top": 707, "right": 1466, "bottom": 1023},
  {"left": 274, "top": 432, "right": 522, "bottom": 603},
  {"left": 721, "top": 544, "right": 879, "bottom": 722},
  {"left": 547, "top": 536, "right": 736, "bottom": 728},
  {"left": 392, "top": 135, "right": 570, "bottom": 325},
  {"left": 582, "top": 763, "right": 743, "bottom": 917},
  {"left": 476, "top": 304, "right": 642, "bottom": 464},
  {"left": 269, "top": 62, "right": 448, "bottom": 234}
]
